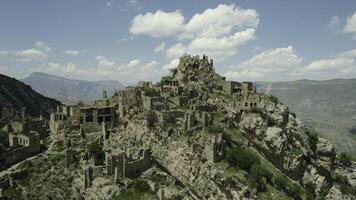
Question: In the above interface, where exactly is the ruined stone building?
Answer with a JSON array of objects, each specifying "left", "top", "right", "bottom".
[{"left": 0, "top": 110, "right": 43, "bottom": 168}]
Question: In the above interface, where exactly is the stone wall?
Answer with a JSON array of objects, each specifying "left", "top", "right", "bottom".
[{"left": 0, "top": 145, "right": 41, "bottom": 168}]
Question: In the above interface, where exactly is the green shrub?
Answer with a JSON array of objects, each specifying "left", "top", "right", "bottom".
[
  {"left": 250, "top": 107, "right": 263, "bottom": 114},
  {"left": 133, "top": 179, "right": 151, "bottom": 193},
  {"left": 305, "top": 182, "right": 316, "bottom": 200},
  {"left": 289, "top": 183, "right": 303, "bottom": 200},
  {"left": 268, "top": 95, "right": 279, "bottom": 104},
  {"left": 308, "top": 133, "right": 319, "bottom": 152},
  {"left": 250, "top": 163, "right": 273, "bottom": 183},
  {"left": 226, "top": 147, "right": 260, "bottom": 171},
  {"left": 339, "top": 152, "right": 351, "bottom": 167},
  {"left": 273, "top": 174, "right": 288, "bottom": 191},
  {"left": 206, "top": 124, "right": 224, "bottom": 134}
]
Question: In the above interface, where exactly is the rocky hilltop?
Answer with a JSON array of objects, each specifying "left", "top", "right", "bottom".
[
  {"left": 22, "top": 72, "right": 124, "bottom": 105},
  {"left": 0, "top": 55, "right": 355, "bottom": 200},
  {"left": 0, "top": 73, "right": 61, "bottom": 120}
]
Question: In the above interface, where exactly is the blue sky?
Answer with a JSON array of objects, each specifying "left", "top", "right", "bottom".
[{"left": 0, "top": 0, "right": 355, "bottom": 84}]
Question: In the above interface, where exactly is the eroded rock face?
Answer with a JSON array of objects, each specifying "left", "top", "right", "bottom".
[
  {"left": 315, "top": 138, "right": 336, "bottom": 176},
  {"left": 325, "top": 184, "right": 354, "bottom": 200}
]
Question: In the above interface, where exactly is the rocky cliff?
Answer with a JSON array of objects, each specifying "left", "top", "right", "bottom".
[{"left": 22, "top": 72, "right": 124, "bottom": 105}]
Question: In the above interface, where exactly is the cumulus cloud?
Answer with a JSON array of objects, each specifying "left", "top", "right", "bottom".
[
  {"left": 224, "top": 46, "right": 301, "bottom": 81},
  {"left": 15, "top": 48, "right": 48, "bottom": 61},
  {"left": 343, "top": 11, "right": 356, "bottom": 39},
  {"left": 35, "top": 41, "right": 51, "bottom": 53},
  {"left": 183, "top": 4, "right": 259, "bottom": 38},
  {"left": 224, "top": 46, "right": 356, "bottom": 81},
  {"left": 63, "top": 50, "right": 80, "bottom": 56},
  {"left": 130, "top": 4, "right": 259, "bottom": 61},
  {"left": 302, "top": 58, "right": 355, "bottom": 73},
  {"left": 129, "top": 10, "right": 185, "bottom": 37},
  {"left": 163, "top": 58, "right": 180, "bottom": 71},
  {"left": 186, "top": 28, "right": 256, "bottom": 59},
  {"left": 3, "top": 41, "right": 51, "bottom": 62},
  {"left": 154, "top": 42, "right": 165, "bottom": 53},
  {"left": 166, "top": 43, "right": 187, "bottom": 59}
]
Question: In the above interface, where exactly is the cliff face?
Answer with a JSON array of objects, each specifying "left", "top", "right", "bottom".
[
  {"left": 0, "top": 74, "right": 61, "bottom": 119},
  {"left": 22, "top": 72, "right": 124, "bottom": 105}
]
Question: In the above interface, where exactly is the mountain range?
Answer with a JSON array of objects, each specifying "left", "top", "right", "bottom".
[{"left": 22, "top": 72, "right": 124, "bottom": 105}]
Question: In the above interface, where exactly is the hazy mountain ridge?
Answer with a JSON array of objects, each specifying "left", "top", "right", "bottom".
[
  {"left": 256, "top": 78, "right": 356, "bottom": 157},
  {"left": 22, "top": 72, "right": 124, "bottom": 105},
  {"left": 0, "top": 74, "right": 61, "bottom": 119}
]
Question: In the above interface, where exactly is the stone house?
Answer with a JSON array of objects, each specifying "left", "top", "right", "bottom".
[
  {"left": 105, "top": 149, "right": 152, "bottom": 180},
  {"left": 223, "top": 81, "right": 253, "bottom": 96},
  {"left": 205, "top": 133, "right": 225, "bottom": 163},
  {"left": 0, "top": 131, "right": 41, "bottom": 168}
]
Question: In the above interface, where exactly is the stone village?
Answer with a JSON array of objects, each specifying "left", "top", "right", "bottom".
[
  {"left": 0, "top": 55, "right": 261, "bottom": 195},
  {"left": 46, "top": 55, "right": 260, "bottom": 190}
]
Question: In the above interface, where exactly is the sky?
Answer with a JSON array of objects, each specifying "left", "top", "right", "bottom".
[{"left": 0, "top": 0, "right": 355, "bottom": 84}]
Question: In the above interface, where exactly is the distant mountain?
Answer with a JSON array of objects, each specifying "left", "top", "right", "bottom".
[
  {"left": 0, "top": 74, "right": 61, "bottom": 119},
  {"left": 22, "top": 72, "right": 124, "bottom": 105},
  {"left": 256, "top": 78, "right": 356, "bottom": 157}
]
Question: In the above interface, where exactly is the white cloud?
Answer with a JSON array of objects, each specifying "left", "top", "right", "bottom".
[
  {"left": 187, "top": 28, "right": 256, "bottom": 59},
  {"left": 343, "top": 11, "right": 356, "bottom": 39},
  {"left": 95, "top": 55, "right": 115, "bottom": 68},
  {"left": 63, "top": 50, "right": 80, "bottom": 56},
  {"left": 130, "top": 10, "right": 185, "bottom": 37},
  {"left": 35, "top": 41, "right": 51, "bottom": 53},
  {"left": 15, "top": 49, "right": 48, "bottom": 61},
  {"left": 154, "top": 42, "right": 165, "bottom": 53},
  {"left": 166, "top": 43, "right": 187, "bottom": 59},
  {"left": 303, "top": 58, "right": 355, "bottom": 73},
  {"left": 327, "top": 16, "right": 340, "bottom": 33},
  {"left": 128, "top": 59, "right": 140, "bottom": 67},
  {"left": 7, "top": 41, "right": 51, "bottom": 62},
  {"left": 130, "top": 4, "right": 259, "bottom": 61},
  {"left": 224, "top": 46, "right": 301, "bottom": 81},
  {"left": 224, "top": 46, "right": 356, "bottom": 81},
  {"left": 336, "top": 48, "right": 356, "bottom": 58},
  {"left": 37, "top": 56, "right": 161, "bottom": 83},
  {"left": 163, "top": 58, "right": 180, "bottom": 71},
  {"left": 183, "top": 4, "right": 259, "bottom": 38}
]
